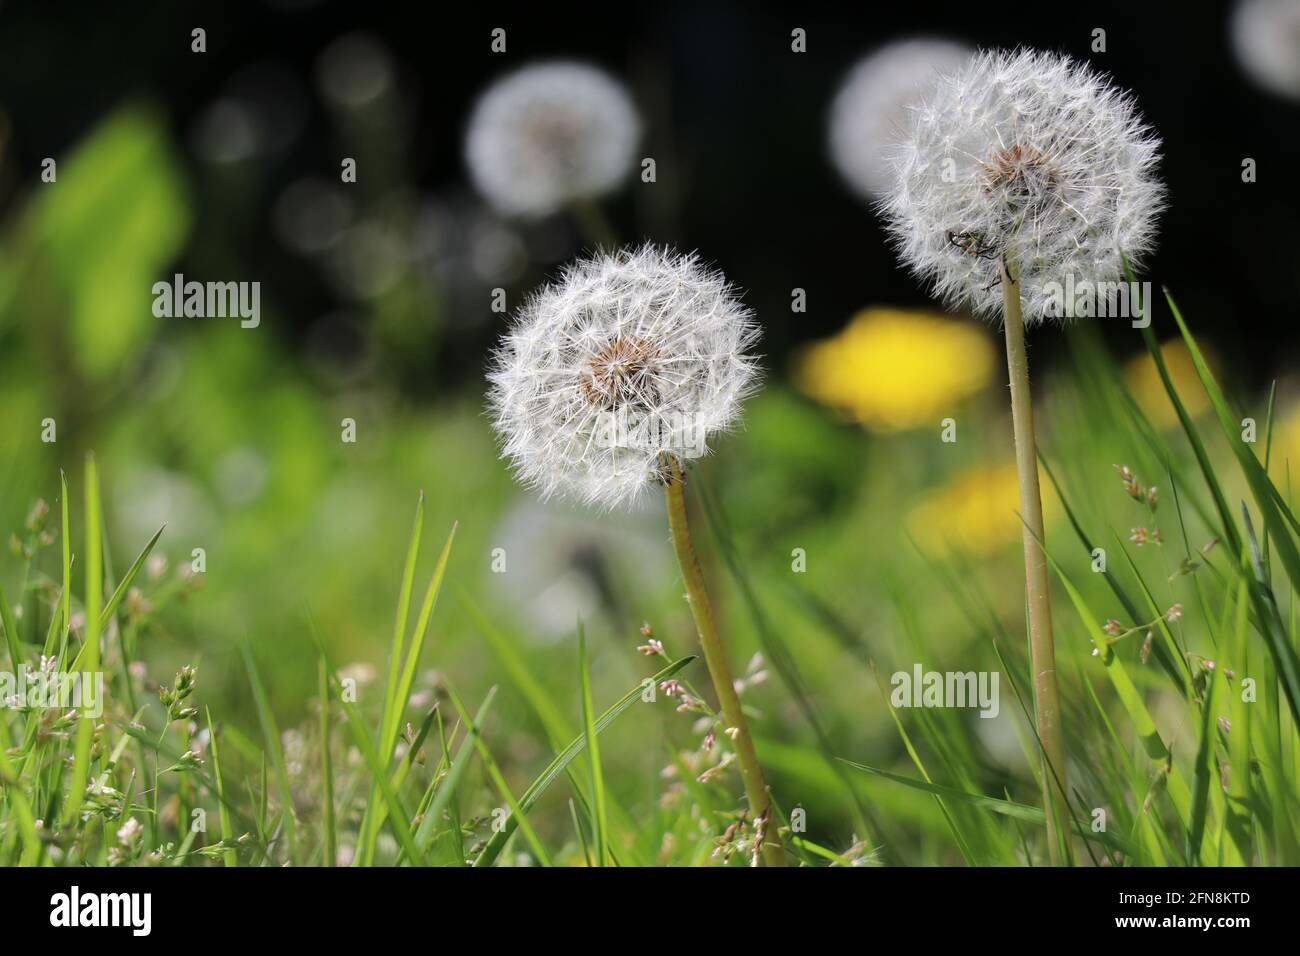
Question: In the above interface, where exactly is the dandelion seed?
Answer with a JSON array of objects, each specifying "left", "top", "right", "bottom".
[
  {"left": 828, "top": 39, "right": 973, "bottom": 199},
  {"left": 881, "top": 49, "right": 1164, "bottom": 322},
  {"left": 488, "top": 245, "right": 762, "bottom": 510},
  {"left": 465, "top": 61, "right": 641, "bottom": 217}
]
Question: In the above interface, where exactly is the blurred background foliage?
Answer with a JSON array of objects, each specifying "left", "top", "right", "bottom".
[{"left": 1, "top": 0, "right": 1298, "bottom": 860}]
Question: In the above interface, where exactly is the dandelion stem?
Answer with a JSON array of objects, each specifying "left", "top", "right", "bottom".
[
  {"left": 663, "top": 455, "right": 785, "bottom": 866},
  {"left": 1000, "top": 255, "right": 1068, "bottom": 865}
]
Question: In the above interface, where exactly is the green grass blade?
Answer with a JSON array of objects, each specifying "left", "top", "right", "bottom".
[
  {"left": 63, "top": 453, "right": 103, "bottom": 827},
  {"left": 205, "top": 707, "right": 237, "bottom": 867},
  {"left": 239, "top": 637, "right": 298, "bottom": 858},
  {"left": 332, "top": 682, "right": 428, "bottom": 866},
  {"left": 1039, "top": 534, "right": 1200, "bottom": 842},
  {"left": 473, "top": 655, "right": 695, "bottom": 868},
  {"left": 383, "top": 493, "right": 425, "bottom": 734},
  {"left": 839, "top": 759, "right": 1045, "bottom": 822},
  {"left": 317, "top": 655, "right": 336, "bottom": 868},
  {"left": 0, "top": 742, "right": 42, "bottom": 865},
  {"left": 0, "top": 580, "right": 21, "bottom": 670},
  {"left": 577, "top": 623, "right": 608, "bottom": 866},
  {"left": 381, "top": 521, "right": 457, "bottom": 762},
  {"left": 1128, "top": 270, "right": 1241, "bottom": 560},
  {"left": 60, "top": 469, "right": 71, "bottom": 638},
  {"left": 98, "top": 524, "right": 165, "bottom": 629},
  {"left": 411, "top": 687, "right": 498, "bottom": 857},
  {"left": 444, "top": 681, "right": 551, "bottom": 866}
]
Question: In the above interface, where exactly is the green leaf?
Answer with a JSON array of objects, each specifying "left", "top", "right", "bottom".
[{"left": 20, "top": 106, "right": 191, "bottom": 378}]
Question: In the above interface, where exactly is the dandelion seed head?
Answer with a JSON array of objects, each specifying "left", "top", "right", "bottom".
[
  {"left": 881, "top": 49, "right": 1165, "bottom": 324},
  {"left": 488, "top": 245, "right": 762, "bottom": 510},
  {"left": 465, "top": 61, "right": 641, "bottom": 217},
  {"left": 1232, "top": 0, "right": 1300, "bottom": 100},
  {"left": 828, "top": 38, "right": 973, "bottom": 199}
]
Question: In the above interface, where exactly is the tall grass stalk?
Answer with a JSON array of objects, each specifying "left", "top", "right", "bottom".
[{"left": 999, "top": 256, "right": 1067, "bottom": 864}]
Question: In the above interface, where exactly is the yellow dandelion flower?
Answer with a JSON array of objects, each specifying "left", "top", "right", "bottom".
[
  {"left": 794, "top": 307, "right": 995, "bottom": 433},
  {"left": 907, "top": 462, "right": 1057, "bottom": 558},
  {"left": 1274, "top": 405, "right": 1300, "bottom": 476},
  {"left": 1122, "top": 339, "right": 1212, "bottom": 429}
]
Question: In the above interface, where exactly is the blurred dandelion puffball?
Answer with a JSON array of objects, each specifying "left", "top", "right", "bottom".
[
  {"left": 882, "top": 49, "right": 1165, "bottom": 323},
  {"left": 1231, "top": 0, "right": 1300, "bottom": 100},
  {"left": 828, "top": 39, "right": 973, "bottom": 199},
  {"left": 488, "top": 246, "right": 762, "bottom": 510},
  {"left": 465, "top": 61, "right": 641, "bottom": 217}
]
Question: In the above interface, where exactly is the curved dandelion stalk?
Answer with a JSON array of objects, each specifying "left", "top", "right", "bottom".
[
  {"left": 488, "top": 245, "right": 784, "bottom": 865},
  {"left": 663, "top": 455, "right": 782, "bottom": 866},
  {"left": 882, "top": 49, "right": 1166, "bottom": 863}
]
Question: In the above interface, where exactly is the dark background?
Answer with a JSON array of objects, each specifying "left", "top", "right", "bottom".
[{"left": 1, "top": 0, "right": 1295, "bottom": 385}]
